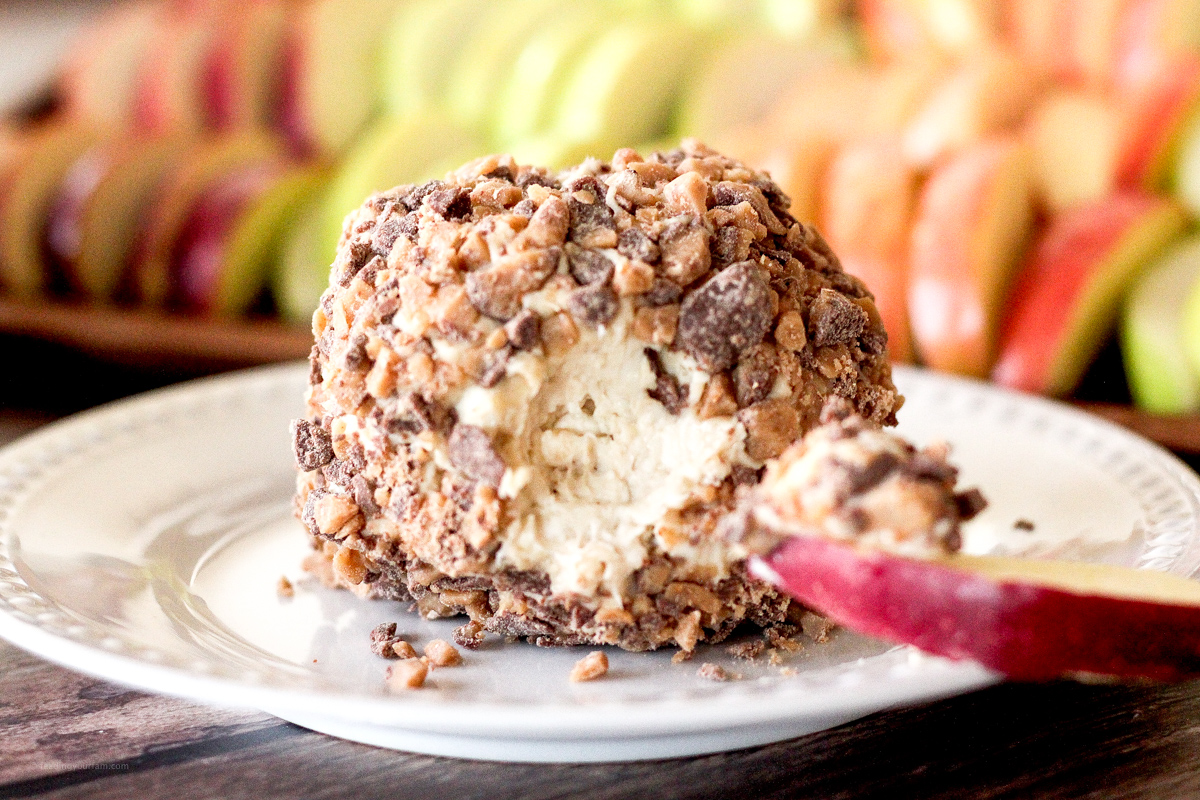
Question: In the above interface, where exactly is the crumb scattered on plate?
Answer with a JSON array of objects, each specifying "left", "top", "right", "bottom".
[
  {"left": 276, "top": 576, "right": 294, "bottom": 598},
  {"left": 570, "top": 651, "right": 609, "bottom": 682},
  {"left": 425, "top": 639, "right": 463, "bottom": 667},
  {"left": 387, "top": 659, "right": 428, "bottom": 690}
]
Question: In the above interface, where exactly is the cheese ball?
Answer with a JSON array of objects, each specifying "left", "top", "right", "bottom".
[{"left": 294, "top": 140, "right": 900, "bottom": 652}]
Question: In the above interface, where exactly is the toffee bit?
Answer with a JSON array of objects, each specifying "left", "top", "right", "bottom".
[
  {"left": 570, "top": 650, "right": 609, "bottom": 682},
  {"left": 1015, "top": 519, "right": 1036, "bottom": 532}
]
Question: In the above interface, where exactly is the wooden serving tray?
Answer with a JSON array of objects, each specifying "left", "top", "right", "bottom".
[{"left": 1, "top": 298, "right": 1198, "bottom": 454}]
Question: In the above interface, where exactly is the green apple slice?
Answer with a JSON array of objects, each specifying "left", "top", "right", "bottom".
[
  {"left": 675, "top": 26, "right": 856, "bottom": 141},
  {"left": 318, "top": 113, "right": 481, "bottom": 272},
  {"left": 551, "top": 19, "right": 700, "bottom": 156},
  {"left": 210, "top": 165, "right": 326, "bottom": 316},
  {"left": 492, "top": 9, "right": 609, "bottom": 147},
  {"left": 274, "top": 192, "right": 328, "bottom": 326},
  {"left": 0, "top": 121, "right": 102, "bottom": 296},
  {"left": 1173, "top": 105, "right": 1200, "bottom": 217},
  {"left": 47, "top": 135, "right": 192, "bottom": 300},
  {"left": 380, "top": 0, "right": 491, "bottom": 117},
  {"left": 1124, "top": 236, "right": 1200, "bottom": 413},
  {"left": 133, "top": 132, "right": 284, "bottom": 306},
  {"left": 444, "top": 0, "right": 569, "bottom": 129}
]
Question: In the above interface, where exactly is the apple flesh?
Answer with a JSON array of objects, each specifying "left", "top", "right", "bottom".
[
  {"left": 0, "top": 122, "right": 102, "bottom": 296},
  {"left": 277, "top": 0, "right": 399, "bottom": 158},
  {"left": 820, "top": 138, "right": 917, "bottom": 362},
  {"left": 132, "top": 132, "right": 284, "bottom": 306},
  {"left": 1027, "top": 90, "right": 1120, "bottom": 212},
  {"left": 754, "top": 534, "right": 1200, "bottom": 681},
  {"left": 202, "top": 0, "right": 289, "bottom": 131},
  {"left": 550, "top": 19, "right": 699, "bottom": 158},
  {"left": 993, "top": 192, "right": 1186, "bottom": 396},
  {"left": 44, "top": 136, "right": 189, "bottom": 300},
  {"left": 676, "top": 28, "right": 856, "bottom": 143},
  {"left": 380, "top": 0, "right": 491, "bottom": 118},
  {"left": 274, "top": 193, "right": 328, "bottom": 325},
  {"left": 172, "top": 163, "right": 323, "bottom": 315},
  {"left": 491, "top": 7, "right": 608, "bottom": 148},
  {"left": 55, "top": 0, "right": 160, "bottom": 128},
  {"left": 908, "top": 136, "right": 1034, "bottom": 377},
  {"left": 1123, "top": 236, "right": 1200, "bottom": 413},
  {"left": 901, "top": 46, "right": 1041, "bottom": 168},
  {"left": 317, "top": 114, "right": 481, "bottom": 270}
]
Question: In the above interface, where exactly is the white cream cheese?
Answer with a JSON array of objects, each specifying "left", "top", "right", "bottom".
[{"left": 451, "top": 303, "right": 750, "bottom": 603}]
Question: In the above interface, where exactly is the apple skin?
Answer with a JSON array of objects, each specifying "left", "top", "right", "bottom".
[
  {"left": 1113, "top": 55, "right": 1200, "bottom": 190},
  {"left": 55, "top": 0, "right": 160, "bottom": 128},
  {"left": 131, "top": 132, "right": 284, "bottom": 306},
  {"left": 993, "top": 192, "right": 1186, "bottom": 396},
  {"left": 0, "top": 122, "right": 102, "bottom": 296},
  {"left": 132, "top": 0, "right": 225, "bottom": 136},
  {"left": 753, "top": 534, "right": 1200, "bottom": 681},
  {"left": 171, "top": 163, "right": 323, "bottom": 315},
  {"left": 907, "top": 136, "right": 1034, "bottom": 377},
  {"left": 201, "top": 0, "right": 288, "bottom": 131},
  {"left": 1123, "top": 235, "right": 1200, "bottom": 413},
  {"left": 44, "top": 136, "right": 190, "bottom": 300},
  {"left": 277, "top": 0, "right": 399, "bottom": 158},
  {"left": 820, "top": 138, "right": 916, "bottom": 362}
]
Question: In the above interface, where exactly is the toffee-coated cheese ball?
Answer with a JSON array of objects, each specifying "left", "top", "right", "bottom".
[{"left": 294, "top": 140, "right": 900, "bottom": 652}]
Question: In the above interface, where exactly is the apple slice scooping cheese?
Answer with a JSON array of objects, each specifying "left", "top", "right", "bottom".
[{"left": 732, "top": 398, "right": 1200, "bottom": 682}]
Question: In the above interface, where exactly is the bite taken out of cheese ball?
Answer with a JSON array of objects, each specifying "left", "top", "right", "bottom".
[{"left": 293, "top": 139, "right": 901, "bottom": 653}]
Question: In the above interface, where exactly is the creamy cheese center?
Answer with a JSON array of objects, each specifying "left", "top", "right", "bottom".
[{"left": 453, "top": 304, "right": 750, "bottom": 603}]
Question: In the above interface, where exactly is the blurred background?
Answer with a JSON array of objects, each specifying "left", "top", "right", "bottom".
[{"left": 1, "top": 0, "right": 1200, "bottom": 444}]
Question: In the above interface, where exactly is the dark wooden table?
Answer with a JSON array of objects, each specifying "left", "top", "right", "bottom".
[{"left": 5, "top": 355, "right": 1200, "bottom": 799}]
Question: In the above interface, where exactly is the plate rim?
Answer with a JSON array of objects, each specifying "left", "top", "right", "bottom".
[{"left": 1, "top": 362, "right": 1198, "bottom": 738}]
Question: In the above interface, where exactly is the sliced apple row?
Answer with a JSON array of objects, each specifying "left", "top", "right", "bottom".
[
  {"left": 0, "top": 119, "right": 322, "bottom": 315},
  {"left": 57, "top": 0, "right": 398, "bottom": 157}
]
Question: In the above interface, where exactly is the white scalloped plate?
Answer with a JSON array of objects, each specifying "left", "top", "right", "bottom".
[{"left": 1, "top": 364, "right": 1199, "bottom": 762}]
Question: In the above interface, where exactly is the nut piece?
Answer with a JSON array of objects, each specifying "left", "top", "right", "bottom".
[
  {"left": 739, "top": 398, "right": 801, "bottom": 461},
  {"left": 370, "top": 622, "right": 402, "bottom": 658},
  {"left": 801, "top": 612, "right": 835, "bottom": 643},
  {"left": 808, "top": 288, "right": 868, "bottom": 348},
  {"left": 292, "top": 419, "right": 334, "bottom": 471},
  {"left": 676, "top": 261, "right": 773, "bottom": 372},
  {"left": 424, "top": 639, "right": 463, "bottom": 667},
  {"left": 448, "top": 424, "right": 507, "bottom": 486},
  {"left": 775, "top": 310, "right": 808, "bottom": 351},
  {"left": 332, "top": 546, "right": 368, "bottom": 585},
  {"left": 392, "top": 640, "right": 419, "bottom": 659},
  {"left": 570, "top": 650, "right": 609, "bottom": 682},
  {"left": 387, "top": 658, "right": 429, "bottom": 690}
]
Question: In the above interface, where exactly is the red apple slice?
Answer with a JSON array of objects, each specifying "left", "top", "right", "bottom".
[
  {"left": 277, "top": 0, "right": 399, "bottom": 157},
  {"left": 993, "top": 192, "right": 1186, "bottom": 396},
  {"left": 132, "top": 132, "right": 285, "bottom": 306},
  {"left": 55, "top": 0, "right": 160, "bottom": 128},
  {"left": 908, "top": 136, "right": 1034, "bottom": 377},
  {"left": 133, "top": 0, "right": 226, "bottom": 135},
  {"left": 754, "top": 534, "right": 1200, "bottom": 681},
  {"left": 820, "top": 138, "right": 917, "bottom": 362},
  {"left": 171, "top": 162, "right": 324, "bottom": 315},
  {"left": 202, "top": 0, "right": 289, "bottom": 131},
  {"left": 0, "top": 122, "right": 103, "bottom": 296},
  {"left": 901, "top": 46, "right": 1041, "bottom": 168},
  {"left": 1113, "top": 54, "right": 1200, "bottom": 190},
  {"left": 44, "top": 136, "right": 191, "bottom": 300},
  {"left": 1113, "top": 0, "right": 1200, "bottom": 86}
]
